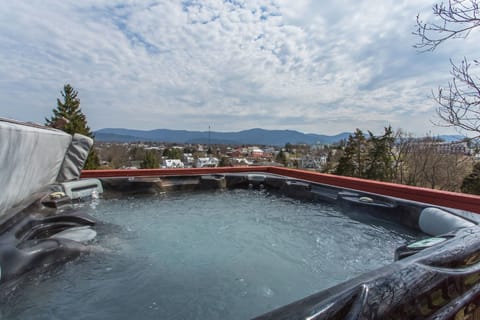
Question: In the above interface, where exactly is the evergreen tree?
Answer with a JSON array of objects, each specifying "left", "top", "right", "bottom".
[
  {"left": 45, "top": 84, "right": 99, "bottom": 169},
  {"left": 141, "top": 150, "right": 160, "bottom": 169},
  {"left": 461, "top": 162, "right": 480, "bottom": 195},
  {"left": 163, "top": 148, "right": 183, "bottom": 159},
  {"left": 335, "top": 151, "right": 355, "bottom": 176},
  {"left": 335, "top": 129, "right": 368, "bottom": 177},
  {"left": 365, "top": 126, "right": 395, "bottom": 181},
  {"left": 335, "top": 127, "right": 395, "bottom": 182}
]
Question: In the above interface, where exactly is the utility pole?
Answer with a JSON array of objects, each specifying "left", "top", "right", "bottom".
[{"left": 208, "top": 125, "right": 211, "bottom": 156}]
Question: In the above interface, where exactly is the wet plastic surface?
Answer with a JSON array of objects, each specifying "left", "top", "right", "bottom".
[
  {"left": 0, "top": 209, "right": 96, "bottom": 283},
  {"left": 254, "top": 226, "right": 480, "bottom": 319}
]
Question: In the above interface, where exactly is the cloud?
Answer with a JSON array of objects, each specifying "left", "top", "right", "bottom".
[{"left": 0, "top": 0, "right": 478, "bottom": 136}]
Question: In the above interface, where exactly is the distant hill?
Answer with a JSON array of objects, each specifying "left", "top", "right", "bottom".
[
  {"left": 94, "top": 128, "right": 351, "bottom": 145},
  {"left": 437, "top": 135, "right": 466, "bottom": 142},
  {"left": 92, "top": 132, "right": 141, "bottom": 142}
]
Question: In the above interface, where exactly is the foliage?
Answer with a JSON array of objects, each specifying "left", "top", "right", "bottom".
[
  {"left": 218, "top": 156, "right": 231, "bottom": 167},
  {"left": 84, "top": 148, "right": 100, "bottom": 170},
  {"left": 461, "top": 162, "right": 480, "bottom": 194},
  {"left": 45, "top": 84, "right": 99, "bottom": 169},
  {"left": 365, "top": 126, "right": 395, "bottom": 181},
  {"left": 275, "top": 150, "right": 288, "bottom": 166},
  {"left": 415, "top": 0, "right": 480, "bottom": 137},
  {"left": 335, "top": 129, "right": 368, "bottom": 177},
  {"left": 141, "top": 150, "right": 159, "bottom": 169},
  {"left": 163, "top": 148, "right": 183, "bottom": 159},
  {"left": 334, "top": 127, "right": 473, "bottom": 190},
  {"left": 335, "top": 127, "right": 395, "bottom": 181}
]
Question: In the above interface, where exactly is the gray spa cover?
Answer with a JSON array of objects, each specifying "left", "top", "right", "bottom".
[
  {"left": 56, "top": 133, "right": 93, "bottom": 182},
  {"left": 0, "top": 119, "right": 72, "bottom": 216}
]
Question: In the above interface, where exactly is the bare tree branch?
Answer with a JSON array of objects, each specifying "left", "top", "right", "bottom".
[
  {"left": 415, "top": 1, "right": 480, "bottom": 137},
  {"left": 433, "top": 58, "right": 480, "bottom": 137},
  {"left": 414, "top": 0, "right": 480, "bottom": 51}
]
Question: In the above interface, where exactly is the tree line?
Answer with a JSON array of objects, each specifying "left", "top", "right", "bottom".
[{"left": 331, "top": 127, "right": 477, "bottom": 193}]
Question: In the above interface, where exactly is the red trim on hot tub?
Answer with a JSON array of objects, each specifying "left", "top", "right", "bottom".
[{"left": 81, "top": 167, "right": 480, "bottom": 214}]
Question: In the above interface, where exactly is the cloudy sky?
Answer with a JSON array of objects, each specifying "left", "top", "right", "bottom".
[{"left": 0, "top": 0, "right": 477, "bottom": 135}]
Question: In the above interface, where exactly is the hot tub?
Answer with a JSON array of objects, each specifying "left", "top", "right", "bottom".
[{"left": 2, "top": 169, "right": 480, "bottom": 319}]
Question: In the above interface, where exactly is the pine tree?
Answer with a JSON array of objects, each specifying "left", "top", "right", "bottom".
[
  {"left": 335, "top": 129, "right": 368, "bottom": 177},
  {"left": 335, "top": 127, "right": 395, "bottom": 182},
  {"left": 45, "top": 84, "right": 99, "bottom": 169},
  {"left": 365, "top": 126, "right": 395, "bottom": 181}
]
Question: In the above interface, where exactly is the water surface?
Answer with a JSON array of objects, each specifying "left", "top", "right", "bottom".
[{"left": 1, "top": 189, "right": 420, "bottom": 319}]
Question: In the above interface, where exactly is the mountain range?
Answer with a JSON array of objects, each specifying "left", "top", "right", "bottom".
[
  {"left": 94, "top": 128, "right": 352, "bottom": 145},
  {"left": 94, "top": 128, "right": 466, "bottom": 146}
]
